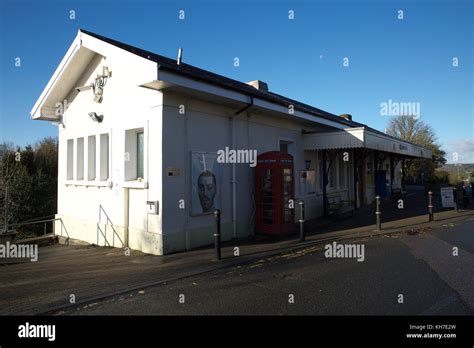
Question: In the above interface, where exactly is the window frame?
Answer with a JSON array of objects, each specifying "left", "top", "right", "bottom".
[
  {"left": 66, "top": 139, "right": 74, "bottom": 180},
  {"left": 124, "top": 127, "right": 146, "bottom": 183},
  {"left": 76, "top": 137, "right": 84, "bottom": 180},
  {"left": 136, "top": 131, "right": 144, "bottom": 180}
]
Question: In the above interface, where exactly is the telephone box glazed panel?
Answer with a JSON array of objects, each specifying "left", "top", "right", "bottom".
[{"left": 255, "top": 151, "right": 295, "bottom": 235}]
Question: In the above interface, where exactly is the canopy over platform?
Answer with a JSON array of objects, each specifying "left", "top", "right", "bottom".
[{"left": 303, "top": 127, "right": 432, "bottom": 159}]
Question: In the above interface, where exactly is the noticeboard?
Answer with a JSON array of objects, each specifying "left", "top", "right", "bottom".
[{"left": 440, "top": 187, "right": 454, "bottom": 208}]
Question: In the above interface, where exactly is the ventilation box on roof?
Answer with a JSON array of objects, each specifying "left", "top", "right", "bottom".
[
  {"left": 340, "top": 114, "right": 353, "bottom": 121},
  {"left": 247, "top": 80, "right": 268, "bottom": 92}
]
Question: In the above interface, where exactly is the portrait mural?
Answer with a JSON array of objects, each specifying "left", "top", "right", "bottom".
[{"left": 191, "top": 151, "right": 220, "bottom": 215}]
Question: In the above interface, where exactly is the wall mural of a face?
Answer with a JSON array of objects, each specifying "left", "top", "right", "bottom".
[
  {"left": 192, "top": 151, "right": 220, "bottom": 216},
  {"left": 198, "top": 170, "right": 216, "bottom": 213}
]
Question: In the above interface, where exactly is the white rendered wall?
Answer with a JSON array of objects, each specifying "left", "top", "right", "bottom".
[
  {"left": 160, "top": 92, "right": 354, "bottom": 253},
  {"left": 55, "top": 48, "right": 164, "bottom": 255}
]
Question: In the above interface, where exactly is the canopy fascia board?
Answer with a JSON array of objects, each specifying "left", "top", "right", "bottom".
[
  {"left": 143, "top": 69, "right": 348, "bottom": 131},
  {"left": 303, "top": 127, "right": 432, "bottom": 159}
]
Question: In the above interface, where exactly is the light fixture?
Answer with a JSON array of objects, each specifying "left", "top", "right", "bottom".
[
  {"left": 76, "top": 83, "right": 94, "bottom": 92},
  {"left": 75, "top": 66, "right": 112, "bottom": 103},
  {"left": 305, "top": 159, "right": 311, "bottom": 170},
  {"left": 88, "top": 112, "right": 103, "bottom": 123},
  {"left": 102, "top": 66, "right": 112, "bottom": 78},
  {"left": 93, "top": 87, "right": 103, "bottom": 103}
]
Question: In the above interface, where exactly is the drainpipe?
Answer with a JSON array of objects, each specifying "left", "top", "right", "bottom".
[
  {"left": 124, "top": 187, "right": 129, "bottom": 247},
  {"left": 353, "top": 149, "right": 357, "bottom": 210},
  {"left": 235, "top": 96, "right": 253, "bottom": 116},
  {"left": 247, "top": 114, "right": 255, "bottom": 236},
  {"left": 322, "top": 150, "right": 328, "bottom": 217},
  {"left": 184, "top": 100, "right": 191, "bottom": 250},
  {"left": 233, "top": 96, "right": 253, "bottom": 238},
  {"left": 231, "top": 115, "right": 237, "bottom": 239}
]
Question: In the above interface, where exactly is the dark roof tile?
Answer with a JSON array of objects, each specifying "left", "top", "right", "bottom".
[
  {"left": 79, "top": 29, "right": 359, "bottom": 127},
  {"left": 79, "top": 29, "right": 426, "bottom": 149}
]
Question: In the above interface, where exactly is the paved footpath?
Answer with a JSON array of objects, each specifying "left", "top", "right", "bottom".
[
  {"left": 0, "top": 192, "right": 472, "bottom": 315},
  {"left": 399, "top": 227, "right": 474, "bottom": 310},
  {"left": 58, "top": 217, "right": 474, "bottom": 315}
]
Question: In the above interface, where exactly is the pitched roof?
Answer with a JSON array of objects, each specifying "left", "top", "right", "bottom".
[
  {"left": 79, "top": 29, "right": 428, "bottom": 151},
  {"left": 80, "top": 29, "right": 362, "bottom": 128}
]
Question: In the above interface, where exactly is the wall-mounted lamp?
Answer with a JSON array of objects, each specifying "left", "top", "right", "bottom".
[
  {"left": 88, "top": 112, "right": 104, "bottom": 123},
  {"left": 305, "top": 159, "right": 311, "bottom": 170},
  {"left": 102, "top": 66, "right": 112, "bottom": 78},
  {"left": 75, "top": 66, "right": 112, "bottom": 104},
  {"left": 76, "top": 84, "right": 93, "bottom": 92}
]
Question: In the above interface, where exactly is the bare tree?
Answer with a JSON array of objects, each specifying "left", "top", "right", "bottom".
[
  {"left": 387, "top": 116, "right": 446, "bottom": 184},
  {"left": 0, "top": 143, "right": 21, "bottom": 233}
]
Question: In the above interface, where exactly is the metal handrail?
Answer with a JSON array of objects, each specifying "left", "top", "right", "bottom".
[
  {"left": 59, "top": 218, "right": 70, "bottom": 241},
  {"left": 98, "top": 205, "right": 124, "bottom": 247},
  {"left": 8, "top": 214, "right": 55, "bottom": 225},
  {"left": 8, "top": 218, "right": 57, "bottom": 228},
  {"left": 97, "top": 224, "right": 111, "bottom": 247},
  {"left": 5, "top": 217, "right": 69, "bottom": 243}
]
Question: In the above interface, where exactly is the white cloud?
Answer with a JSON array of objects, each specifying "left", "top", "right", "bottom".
[{"left": 446, "top": 138, "right": 474, "bottom": 163}]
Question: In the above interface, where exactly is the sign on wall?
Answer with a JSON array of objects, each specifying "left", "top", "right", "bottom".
[
  {"left": 191, "top": 151, "right": 221, "bottom": 216},
  {"left": 440, "top": 187, "right": 454, "bottom": 208}
]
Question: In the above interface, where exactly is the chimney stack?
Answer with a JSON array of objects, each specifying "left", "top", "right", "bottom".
[
  {"left": 340, "top": 114, "right": 352, "bottom": 121},
  {"left": 247, "top": 80, "right": 268, "bottom": 92}
]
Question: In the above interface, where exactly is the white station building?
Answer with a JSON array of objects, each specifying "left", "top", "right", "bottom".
[{"left": 31, "top": 30, "right": 432, "bottom": 255}]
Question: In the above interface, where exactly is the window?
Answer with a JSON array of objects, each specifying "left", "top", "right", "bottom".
[
  {"left": 279, "top": 140, "right": 294, "bottom": 155},
  {"left": 125, "top": 128, "right": 145, "bottom": 181},
  {"left": 67, "top": 139, "right": 74, "bottom": 180},
  {"left": 137, "top": 131, "right": 144, "bottom": 179},
  {"left": 88, "top": 136, "right": 96, "bottom": 181},
  {"left": 76, "top": 138, "right": 84, "bottom": 180},
  {"left": 100, "top": 134, "right": 109, "bottom": 181}
]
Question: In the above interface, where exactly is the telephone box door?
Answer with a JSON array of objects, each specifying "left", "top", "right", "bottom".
[{"left": 255, "top": 151, "right": 295, "bottom": 235}]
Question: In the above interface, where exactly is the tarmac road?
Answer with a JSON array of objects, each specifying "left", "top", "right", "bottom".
[{"left": 58, "top": 217, "right": 474, "bottom": 315}]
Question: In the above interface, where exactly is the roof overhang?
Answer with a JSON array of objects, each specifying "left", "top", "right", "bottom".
[
  {"left": 30, "top": 32, "right": 99, "bottom": 120},
  {"left": 141, "top": 69, "right": 349, "bottom": 131},
  {"left": 303, "top": 127, "right": 433, "bottom": 159},
  {"left": 31, "top": 30, "right": 156, "bottom": 121}
]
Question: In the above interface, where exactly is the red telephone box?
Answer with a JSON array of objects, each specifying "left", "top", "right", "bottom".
[{"left": 255, "top": 151, "right": 295, "bottom": 235}]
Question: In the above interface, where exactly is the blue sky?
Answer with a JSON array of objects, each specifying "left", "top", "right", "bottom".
[{"left": 1, "top": 0, "right": 473, "bottom": 162}]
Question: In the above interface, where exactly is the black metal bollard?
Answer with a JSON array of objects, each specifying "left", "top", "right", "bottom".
[
  {"left": 214, "top": 209, "right": 221, "bottom": 260},
  {"left": 375, "top": 196, "right": 382, "bottom": 231},
  {"left": 298, "top": 200, "right": 305, "bottom": 242},
  {"left": 453, "top": 188, "right": 458, "bottom": 213},
  {"left": 428, "top": 191, "right": 434, "bottom": 222}
]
